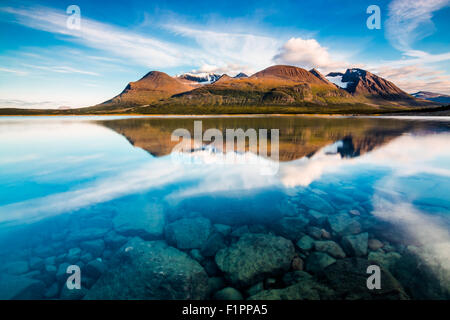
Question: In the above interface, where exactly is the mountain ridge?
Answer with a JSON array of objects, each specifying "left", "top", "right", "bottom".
[{"left": 69, "top": 65, "right": 442, "bottom": 114}]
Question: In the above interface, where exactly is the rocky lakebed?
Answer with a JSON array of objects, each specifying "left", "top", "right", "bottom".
[{"left": 1, "top": 186, "right": 449, "bottom": 300}]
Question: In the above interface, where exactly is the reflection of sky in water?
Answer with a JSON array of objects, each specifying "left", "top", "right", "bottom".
[
  {"left": 1, "top": 116, "right": 450, "bottom": 295},
  {"left": 0, "top": 118, "right": 449, "bottom": 225}
]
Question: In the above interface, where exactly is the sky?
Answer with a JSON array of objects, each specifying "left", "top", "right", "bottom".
[{"left": 0, "top": 0, "right": 449, "bottom": 108}]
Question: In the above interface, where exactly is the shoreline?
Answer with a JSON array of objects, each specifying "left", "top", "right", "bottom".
[{"left": 1, "top": 113, "right": 450, "bottom": 118}]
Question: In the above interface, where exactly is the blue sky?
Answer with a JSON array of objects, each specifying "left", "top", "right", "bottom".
[{"left": 0, "top": 0, "right": 449, "bottom": 108}]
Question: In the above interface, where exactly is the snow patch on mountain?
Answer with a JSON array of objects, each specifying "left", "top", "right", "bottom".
[{"left": 325, "top": 75, "right": 348, "bottom": 89}]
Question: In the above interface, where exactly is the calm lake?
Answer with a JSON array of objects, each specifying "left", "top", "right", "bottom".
[{"left": 0, "top": 115, "right": 449, "bottom": 300}]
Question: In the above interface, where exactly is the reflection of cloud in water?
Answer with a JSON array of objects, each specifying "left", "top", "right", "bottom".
[
  {"left": 371, "top": 184, "right": 450, "bottom": 288},
  {"left": 1, "top": 132, "right": 450, "bottom": 227}
]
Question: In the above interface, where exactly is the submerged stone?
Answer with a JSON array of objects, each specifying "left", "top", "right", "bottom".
[
  {"left": 201, "top": 232, "right": 226, "bottom": 257},
  {"left": 314, "top": 241, "right": 346, "bottom": 259},
  {"left": 368, "top": 238, "right": 384, "bottom": 251},
  {"left": 306, "top": 252, "right": 336, "bottom": 273},
  {"left": 215, "top": 233, "right": 295, "bottom": 287},
  {"left": 368, "top": 251, "right": 402, "bottom": 272},
  {"left": 80, "top": 239, "right": 105, "bottom": 257},
  {"left": 300, "top": 194, "right": 334, "bottom": 214},
  {"left": 85, "top": 237, "right": 208, "bottom": 299},
  {"left": 165, "top": 217, "right": 212, "bottom": 250},
  {"left": 113, "top": 202, "right": 165, "bottom": 240},
  {"left": 5, "top": 261, "right": 29, "bottom": 275},
  {"left": 0, "top": 274, "right": 45, "bottom": 299},
  {"left": 248, "top": 278, "right": 334, "bottom": 300},
  {"left": 342, "top": 232, "right": 369, "bottom": 257},
  {"left": 272, "top": 216, "right": 309, "bottom": 241},
  {"left": 327, "top": 214, "right": 361, "bottom": 235},
  {"left": 213, "top": 287, "right": 243, "bottom": 300},
  {"left": 322, "top": 258, "right": 409, "bottom": 300},
  {"left": 296, "top": 235, "right": 315, "bottom": 251}
]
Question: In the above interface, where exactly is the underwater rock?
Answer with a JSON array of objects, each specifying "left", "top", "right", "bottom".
[
  {"left": 300, "top": 194, "right": 334, "bottom": 214},
  {"left": 314, "top": 241, "right": 346, "bottom": 259},
  {"left": 202, "top": 258, "right": 220, "bottom": 277},
  {"left": 272, "top": 216, "right": 309, "bottom": 241},
  {"left": 80, "top": 252, "right": 94, "bottom": 264},
  {"left": 215, "top": 233, "right": 295, "bottom": 287},
  {"left": 29, "top": 257, "right": 45, "bottom": 270},
  {"left": 368, "top": 238, "right": 384, "bottom": 251},
  {"left": 307, "top": 210, "right": 328, "bottom": 225},
  {"left": 84, "top": 259, "right": 107, "bottom": 279},
  {"left": 248, "top": 278, "right": 334, "bottom": 300},
  {"left": 165, "top": 217, "right": 212, "bottom": 250},
  {"left": 307, "top": 226, "right": 323, "bottom": 240},
  {"left": 104, "top": 231, "right": 128, "bottom": 249},
  {"left": 45, "top": 264, "right": 57, "bottom": 275},
  {"left": 60, "top": 285, "right": 87, "bottom": 300},
  {"left": 230, "top": 225, "right": 250, "bottom": 238},
  {"left": 327, "top": 215, "right": 361, "bottom": 236},
  {"left": 213, "top": 287, "right": 244, "bottom": 300},
  {"left": 56, "top": 263, "right": 71, "bottom": 282},
  {"left": 368, "top": 251, "right": 401, "bottom": 272},
  {"left": 207, "top": 277, "right": 226, "bottom": 297},
  {"left": 190, "top": 249, "right": 204, "bottom": 263},
  {"left": 0, "top": 274, "right": 45, "bottom": 299},
  {"left": 67, "top": 227, "right": 110, "bottom": 242},
  {"left": 342, "top": 233, "right": 368, "bottom": 257},
  {"left": 213, "top": 224, "right": 232, "bottom": 236},
  {"left": 113, "top": 202, "right": 165, "bottom": 240},
  {"left": 5, "top": 261, "right": 29, "bottom": 275},
  {"left": 306, "top": 252, "right": 336, "bottom": 273},
  {"left": 296, "top": 235, "right": 315, "bottom": 251},
  {"left": 321, "top": 229, "right": 331, "bottom": 239},
  {"left": 80, "top": 239, "right": 105, "bottom": 257},
  {"left": 44, "top": 283, "right": 59, "bottom": 299},
  {"left": 66, "top": 248, "right": 82, "bottom": 264},
  {"left": 392, "top": 248, "right": 450, "bottom": 299},
  {"left": 321, "top": 258, "right": 409, "bottom": 300},
  {"left": 85, "top": 237, "right": 209, "bottom": 299},
  {"left": 246, "top": 282, "right": 264, "bottom": 296},
  {"left": 291, "top": 256, "right": 304, "bottom": 271},
  {"left": 201, "top": 232, "right": 227, "bottom": 257},
  {"left": 282, "top": 271, "right": 313, "bottom": 286}
]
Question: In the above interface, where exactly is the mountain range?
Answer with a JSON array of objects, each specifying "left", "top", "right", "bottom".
[
  {"left": 411, "top": 91, "right": 450, "bottom": 104},
  {"left": 95, "top": 65, "right": 438, "bottom": 114},
  {"left": 1, "top": 64, "right": 447, "bottom": 115}
]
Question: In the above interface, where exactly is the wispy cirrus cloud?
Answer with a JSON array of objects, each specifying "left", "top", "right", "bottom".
[
  {"left": 386, "top": 0, "right": 450, "bottom": 56},
  {"left": 0, "top": 67, "right": 28, "bottom": 75},
  {"left": 0, "top": 5, "right": 194, "bottom": 69}
]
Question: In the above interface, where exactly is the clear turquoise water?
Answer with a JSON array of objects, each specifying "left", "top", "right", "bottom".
[{"left": 0, "top": 116, "right": 449, "bottom": 300}]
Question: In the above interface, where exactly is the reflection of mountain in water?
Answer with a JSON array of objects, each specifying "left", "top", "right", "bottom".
[{"left": 99, "top": 117, "right": 446, "bottom": 161}]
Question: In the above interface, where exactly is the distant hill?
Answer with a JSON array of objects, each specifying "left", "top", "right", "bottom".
[
  {"left": 411, "top": 91, "right": 450, "bottom": 104},
  {"left": 103, "top": 71, "right": 194, "bottom": 106}
]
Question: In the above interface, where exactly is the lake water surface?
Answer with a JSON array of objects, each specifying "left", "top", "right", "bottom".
[{"left": 0, "top": 116, "right": 449, "bottom": 300}]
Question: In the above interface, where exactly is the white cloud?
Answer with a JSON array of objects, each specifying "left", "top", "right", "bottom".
[
  {"left": 273, "top": 37, "right": 354, "bottom": 73},
  {"left": 0, "top": 67, "right": 28, "bottom": 76}
]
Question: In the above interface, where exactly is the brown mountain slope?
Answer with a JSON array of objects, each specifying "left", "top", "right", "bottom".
[
  {"left": 251, "top": 65, "right": 330, "bottom": 85},
  {"left": 103, "top": 71, "right": 194, "bottom": 106},
  {"left": 341, "top": 69, "right": 418, "bottom": 102},
  {"left": 164, "top": 65, "right": 350, "bottom": 106}
]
